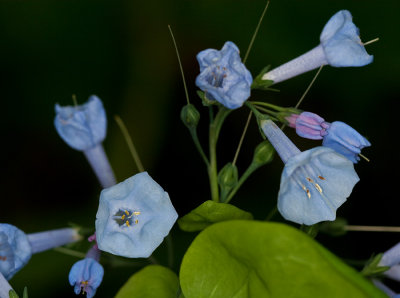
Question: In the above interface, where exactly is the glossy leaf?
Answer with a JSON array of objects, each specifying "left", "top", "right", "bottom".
[
  {"left": 180, "top": 220, "right": 385, "bottom": 298},
  {"left": 115, "top": 265, "right": 179, "bottom": 298},
  {"left": 178, "top": 201, "right": 253, "bottom": 232}
]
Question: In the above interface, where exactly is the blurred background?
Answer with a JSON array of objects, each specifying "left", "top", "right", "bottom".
[{"left": 1, "top": 0, "right": 399, "bottom": 296}]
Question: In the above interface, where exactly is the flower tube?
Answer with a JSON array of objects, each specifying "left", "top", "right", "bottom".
[
  {"left": 54, "top": 95, "right": 116, "bottom": 188},
  {"left": 261, "top": 120, "right": 359, "bottom": 225},
  {"left": 0, "top": 224, "right": 81, "bottom": 280},
  {"left": 95, "top": 172, "right": 178, "bottom": 258},
  {"left": 262, "top": 10, "right": 373, "bottom": 84},
  {"left": 195, "top": 41, "right": 253, "bottom": 109}
]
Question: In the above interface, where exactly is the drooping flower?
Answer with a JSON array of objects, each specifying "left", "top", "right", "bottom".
[
  {"left": 262, "top": 10, "right": 373, "bottom": 84},
  {"left": 0, "top": 272, "right": 13, "bottom": 298},
  {"left": 261, "top": 119, "right": 359, "bottom": 225},
  {"left": 287, "top": 111, "right": 370, "bottom": 163},
  {"left": 95, "top": 172, "right": 178, "bottom": 258},
  {"left": 195, "top": 41, "right": 253, "bottom": 109},
  {"left": 69, "top": 245, "right": 103, "bottom": 298},
  {"left": 54, "top": 95, "right": 116, "bottom": 188},
  {"left": 0, "top": 224, "right": 81, "bottom": 280}
]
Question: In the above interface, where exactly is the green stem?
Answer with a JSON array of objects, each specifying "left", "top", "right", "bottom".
[
  {"left": 251, "top": 101, "right": 286, "bottom": 111},
  {"left": 245, "top": 101, "right": 265, "bottom": 120},
  {"left": 253, "top": 106, "right": 279, "bottom": 118},
  {"left": 189, "top": 128, "right": 209, "bottom": 166},
  {"left": 224, "top": 163, "right": 258, "bottom": 203},
  {"left": 265, "top": 206, "right": 278, "bottom": 221},
  {"left": 208, "top": 107, "right": 231, "bottom": 202}
]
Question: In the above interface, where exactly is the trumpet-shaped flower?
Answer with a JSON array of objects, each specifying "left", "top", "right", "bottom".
[
  {"left": 95, "top": 172, "right": 178, "bottom": 258},
  {"left": 261, "top": 120, "right": 359, "bottom": 225},
  {"left": 54, "top": 95, "right": 116, "bottom": 188},
  {"left": 0, "top": 224, "right": 81, "bottom": 280},
  {"left": 69, "top": 245, "right": 103, "bottom": 298},
  {"left": 379, "top": 242, "right": 400, "bottom": 282},
  {"left": 262, "top": 10, "right": 373, "bottom": 84},
  {"left": 288, "top": 112, "right": 370, "bottom": 163},
  {"left": 0, "top": 272, "right": 13, "bottom": 298},
  {"left": 195, "top": 41, "right": 252, "bottom": 109}
]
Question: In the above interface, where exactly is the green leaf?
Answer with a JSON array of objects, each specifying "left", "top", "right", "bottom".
[
  {"left": 180, "top": 220, "right": 385, "bottom": 298},
  {"left": 115, "top": 265, "right": 179, "bottom": 298},
  {"left": 361, "top": 254, "right": 390, "bottom": 277},
  {"left": 178, "top": 201, "right": 253, "bottom": 232},
  {"left": 196, "top": 90, "right": 219, "bottom": 107}
]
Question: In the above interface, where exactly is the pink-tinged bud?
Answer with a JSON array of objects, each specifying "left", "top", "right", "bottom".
[
  {"left": 285, "top": 114, "right": 300, "bottom": 128},
  {"left": 295, "top": 112, "right": 330, "bottom": 140}
]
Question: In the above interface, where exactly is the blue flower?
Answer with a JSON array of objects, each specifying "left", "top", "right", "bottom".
[
  {"left": 54, "top": 95, "right": 107, "bottom": 151},
  {"left": 380, "top": 242, "right": 400, "bottom": 282},
  {"left": 372, "top": 279, "right": 400, "bottom": 298},
  {"left": 0, "top": 224, "right": 31, "bottom": 280},
  {"left": 0, "top": 224, "right": 81, "bottom": 280},
  {"left": 195, "top": 41, "right": 252, "bottom": 109},
  {"left": 261, "top": 120, "right": 359, "bottom": 225},
  {"left": 69, "top": 258, "right": 104, "bottom": 298},
  {"left": 288, "top": 112, "right": 370, "bottom": 164},
  {"left": 95, "top": 172, "right": 178, "bottom": 258},
  {"left": 322, "top": 121, "right": 371, "bottom": 164},
  {"left": 54, "top": 95, "right": 116, "bottom": 188},
  {"left": 262, "top": 10, "right": 373, "bottom": 84},
  {"left": 0, "top": 272, "right": 13, "bottom": 298}
]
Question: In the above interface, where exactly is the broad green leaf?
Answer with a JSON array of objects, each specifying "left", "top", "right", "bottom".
[
  {"left": 115, "top": 265, "right": 179, "bottom": 298},
  {"left": 178, "top": 201, "right": 253, "bottom": 232},
  {"left": 180, "top": 220, "right": 385, "bottom": 298}
]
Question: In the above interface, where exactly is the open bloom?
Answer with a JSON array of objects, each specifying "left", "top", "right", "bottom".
[
  {"left": 95, "top": 172, "right": 178, "bottom": 258},
  {"left": 287, "top": 112, "right": 370, "bottom": 163},
  {"left": 262, "top": 10, "right": 373, "bottom": 84},
  {"left": 195, "top": 41, "right": 253, "bottom": 109},
  {"left": 54, "top": 95, "right": 116, "bottom": 188},
  {"left": 261, "top": 120, "right": 359, "bottom": 225},
  {"left": 69, "top": 245, "right": 103, "bottom": 298},
  {"left": 0, "top": 224, "right": 81, "bottom": 280}
]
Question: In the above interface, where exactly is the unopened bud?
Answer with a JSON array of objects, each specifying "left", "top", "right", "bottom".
[
  {"left": 181, "top": 104, "right": 200, "bottom": 130},
  {"left": 252, "top": 141, "right": 274, "bottom": 167},
  {"left": 218, "top": 163, "right": 238, "bottom": 192}
]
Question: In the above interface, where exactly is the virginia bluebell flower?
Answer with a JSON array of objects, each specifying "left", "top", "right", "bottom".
[
  {"left": 262, "top": 10, "right": 373, "bottom": 84},
  {"left": 54, "top": 95, "right": 116, "bottom": 188},
  {"left": 69, "top": 245, "right": 103, "bottom": 298},
  {"left": 379, "top": 242, "right": 400, "bottom": 282},
  {"left": 261, "top": 120, "right": 359, "bottom": 225},
  {"left": 287, "top": 112, "right": 370, "bottom": 163},
  {"left": 95, "top": 172, "right": 178, "bottom": 258},
  {"left": 0, "top": 272, "right": 13, "bottom": 298},
  {"left": 195, "top": 41, "right": 253, "bottom": 109},
  {"left": 0, "top": 224, "right": 81, "bottom": 280}
]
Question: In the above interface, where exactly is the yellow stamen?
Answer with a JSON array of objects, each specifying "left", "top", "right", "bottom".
[
  {"left": 121, "top": 214, "right": 126, "bottom": 220},
  {"left": 314, "top": 183, "right": 323, "bottom": 194},
  {"left": 133, "top": 211, "right": 141, "bottom": 215},
  {"left": 126, "top": 220, "right": 130, "bottom": 227},
  {"left": 124, "top": 210, "right": 130, "bottom": 215},
  {"left": 135, "top": 219, "right": 139, "bottom": 224},
  {"left": 318, "top": 176, "right": 325, "bottom": 180},
  {"left": 306, "top": 189, "right": 311, "bottom": 199},
  {"left": 306, "top": 177, "right": 313, "bottom": 183}
]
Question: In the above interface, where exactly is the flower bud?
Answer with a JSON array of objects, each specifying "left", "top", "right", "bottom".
[
  {"left": 252, "top": 141, "right": 274, "bottom": 167},
  {"left": 180, "top": 104, "right": 200, "bottom": 130},
  {"left": 218, "top": 163, "right": 238, "bottom": 192}
]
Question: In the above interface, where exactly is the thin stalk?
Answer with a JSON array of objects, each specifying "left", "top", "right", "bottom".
[
  {"left": 54, "top": 247, "right": 86, "bottom": 259},
  {"left": 189, "top": 129, "right": 209, "bottom": 166},
  {"left": 243, "top": 1, "right": 270, "bottom": 64},
  {"left": 253, "top": 106, "right": 279, "bottom": 118},
  {"left": 168, "top": 25, "right": 190, "bottom": 104},
  {"left": 251, "top": 101, "right": 286, "bottom": 111},
  {"left": 345, "top": 225, "right": 400, "bottom": 232},
  {"left": 265, "top": 206, "right": 278, "bottom": 221},
  {"left": 232, "top": 112, "right": 253, "bottom": 166},
  {"left": 114, "top": 115, "right": 145, "bottom": 172},
  {"left": 295, "top": 65, "right": 324, "bottom": 109},
  {"left": 245, "top": 101, "right": 266, "bottom": 120}
]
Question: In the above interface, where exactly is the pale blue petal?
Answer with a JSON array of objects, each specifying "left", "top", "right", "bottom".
[
  {"left": 0, "top": 224, "right": 32, "bottom": 280},
  {"left": 323, "top": 121, "right": 371, "bottom": 163},
  {"left": 69, "top": 258, "right": 104, "bottom": 298},
  {"left": 54, "top": 95, "right": 107, "bottom": 151},
  {"left": 95, "top": 172, "right": 178, "bottom": 258},
  {"left": 380, "top": 242, "right": 400, "bottom": 267},
  {"left": 372, "top": 279, "right": 398, "bottom": 298},
  {"left": 278, "top": 147, "right": 359, "bottom": 225},
  {"left": 195, "top": 41, "right": 252, "bottom": 109},
  {"left": 320, "top": 10, "right": 373, "bottom": 67}
]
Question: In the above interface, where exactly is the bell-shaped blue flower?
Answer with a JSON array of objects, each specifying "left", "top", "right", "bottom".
[
  {"left": 54, "top": 95, "right": 106, "bottom": 151},
  {"left": 69, "top": 257, "right": 104, "bottom": 298},
  {"left": 379, "top": 242, "right": 400, "bottom": 282},
  {"left": 0, "top": 272, "right": 13, "bottom": 298},
  {"left": 288, "top": 112, "right": 370, "bottom": 163},
  {"left": 195, "top": 41, "right": 253, "bottom": 109},
  {"left": 95, "top": 172, "right": 178, "bottom": 258},
  {"left": 262, "top": 10, "right": 373, "bottom": 84},
  {"left": 322, "top": 121, "right": 371, "bottom": 164},
  {"left": 0, "top": 224, "right": 81, "bottom": 280},
  {"left": 0, "top": 224, "right": 31, "bottom": 280},
  {"left": 54, "top": 95, "right": 116, "bottom": 188},
  {"left": 261, "top": 120, "right": 359, "bottom": 225}
]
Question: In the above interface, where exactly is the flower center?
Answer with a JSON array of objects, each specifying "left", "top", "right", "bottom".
[
  {"left": 80, "top": 280, "right": 89, "bottom": 294},
  {"left": 293, "top": 166, "right": 326, "bottom": 199},
  {"left": 207, "top": 65, "right": 228, "bottom": 88},
  {"left": 113, "top": 209, "right": 140, "bottom": 227}
]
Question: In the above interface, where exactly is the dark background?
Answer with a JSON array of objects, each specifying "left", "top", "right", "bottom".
[{"left": 1, "top": 0, "right": 399, "bottom": 296}]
